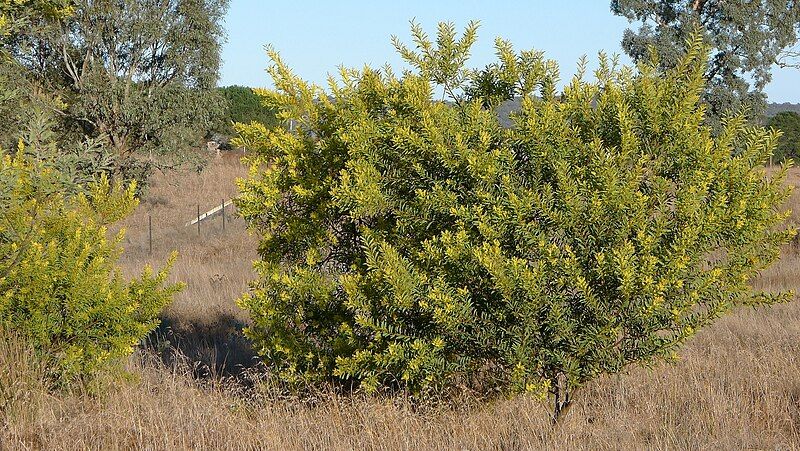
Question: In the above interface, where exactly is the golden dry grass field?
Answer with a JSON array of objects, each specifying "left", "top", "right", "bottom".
[{"left": 3, "top": 155, "right": 800, "bottom": 450}]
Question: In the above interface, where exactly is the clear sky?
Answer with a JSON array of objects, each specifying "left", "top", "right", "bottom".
[{"left": 220, "top": 1, "right": 800, "bottom": 103}]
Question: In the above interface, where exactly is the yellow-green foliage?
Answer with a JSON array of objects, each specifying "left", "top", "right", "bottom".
[
  {"left": 0, "top": 0, "right": 72, "bottom": 36},
  {"left": 0, "top": 148, "right": 181, "bottom": 387},
  {"left": 235, "top": 23, "right": 795, "bottom": 405}
]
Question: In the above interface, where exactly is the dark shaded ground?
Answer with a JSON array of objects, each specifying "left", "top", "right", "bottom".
[{"left": 146, "top": 313, "right": 258, "bottom": 379}]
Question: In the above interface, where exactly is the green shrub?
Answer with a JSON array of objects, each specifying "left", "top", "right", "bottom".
[
  {"left": 217, "top": 85, "right": 278, "bottom": 135},
  {"left": 0, "top": 146, "right": 181, "bottom": 387},
  {"left": 767, "top": 111, "right": 800, "bottom": 163},
  {"left": 235, "top": 23, "right": 794, "bottom": 418}
]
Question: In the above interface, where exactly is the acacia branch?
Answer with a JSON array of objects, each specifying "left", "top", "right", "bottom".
[{"left": 0, "top": 209, "right": 44, "bottom": 283}]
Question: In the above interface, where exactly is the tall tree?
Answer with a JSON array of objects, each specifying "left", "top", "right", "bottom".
[
  {"left": 7, "top": 0, "right": 229, "bottom": 176},
  {"left": 611, "top": 0, "right": 800, "bottom": 125},
  {"left": 0, "top": 0, "right": 83, "bottom": 181}
]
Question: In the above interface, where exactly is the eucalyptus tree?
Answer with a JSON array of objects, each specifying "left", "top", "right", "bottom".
[
  {"left": 7, "top": 0, "right": 230, "bottom": 179},
  {"left": 611, "top": 0, "right": 800, "bottom": 125}
]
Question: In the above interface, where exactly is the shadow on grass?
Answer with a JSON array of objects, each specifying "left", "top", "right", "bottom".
[{"left": 144, "top": 313, "right": 258, "bottom": 380}]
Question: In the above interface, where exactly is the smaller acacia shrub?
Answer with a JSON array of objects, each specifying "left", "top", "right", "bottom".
[
  {"left": 0, "top": 147, "right": 181, "bottom": 387},
  {"left": 235, "top": 23, "right": 794, "bottom": 418}
]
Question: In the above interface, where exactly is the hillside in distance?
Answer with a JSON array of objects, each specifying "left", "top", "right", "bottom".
[{"left": 768, "top": 102, "right": 800, "bottom": 117}]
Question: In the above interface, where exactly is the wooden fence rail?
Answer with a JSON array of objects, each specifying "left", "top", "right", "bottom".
[{"left": 185, "top": 200, "right": 235, "bottom": 227}]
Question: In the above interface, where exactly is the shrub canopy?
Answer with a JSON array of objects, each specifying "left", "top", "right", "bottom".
[
  {"left": 217, "top": 85, "right": 279, "bottom": 135},
  {"left": 235, "top": 23, "right": 795, "bottom": 409},
  {"left": 768, "top": 111, "right": 800, "bottom": 163},
  {"left": 0, "top": 146, "right": 180, "bottom": 387}
]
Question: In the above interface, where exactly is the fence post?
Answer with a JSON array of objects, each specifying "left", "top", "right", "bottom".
[
  {"left": 197, "top": 204, "right": 201, "bottom": 235},
  {"left": 222, "top": 199, "right": 226, "bottom": 231},
  {"left": 148, "top": 214, "right": 152, "bottom": 255}
]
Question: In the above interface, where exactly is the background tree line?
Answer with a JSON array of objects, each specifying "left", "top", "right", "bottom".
[
  {"left": 2, "top": 0, "right": 232, "bottom": 186},
  {"left": 4, "top": 0, "right": 799, "bottom": 185}
]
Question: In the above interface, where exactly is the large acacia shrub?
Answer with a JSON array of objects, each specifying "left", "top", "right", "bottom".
[
  {"left": 235, "top": 23, "right": 794, "bottom": 417},
  {"left": 0, "top": 146, "right": 181, "bottom": 387}
]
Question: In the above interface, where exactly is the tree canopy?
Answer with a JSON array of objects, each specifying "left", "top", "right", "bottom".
[
  {"left": 611, "top": 0, "right": 800, "bottom": 125},
  {"left": 217, "top": 85, "right": 278, "bottom": 135},
  {"left": 4, "top": 0, "right": 229, "bottom": 181}
]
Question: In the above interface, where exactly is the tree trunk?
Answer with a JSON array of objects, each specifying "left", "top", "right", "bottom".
[{"left": 552, "top": 373, "right": 573, "bottom": 425}]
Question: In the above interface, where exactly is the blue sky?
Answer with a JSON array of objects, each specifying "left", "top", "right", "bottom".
[{"left": 220, "top": 1, "right": 800, "bottom": 102}]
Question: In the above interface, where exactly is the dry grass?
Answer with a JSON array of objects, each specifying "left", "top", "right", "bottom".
[
  {"left": 3, "top": 157, "right": 800, "bottom": 450},
  {"left": 118, "top": 150, "right": 255, "bottom": 327},
  {"left": 115, "top": 151, "right": 258, "bottom": 374},
  {"left": 4, "top": 311, "right": 800, "bottom": 450}
]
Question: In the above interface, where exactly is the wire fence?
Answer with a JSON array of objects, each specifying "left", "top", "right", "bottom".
[{"left": 138, "top": 199, "right": 241, "bottom": 256}]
